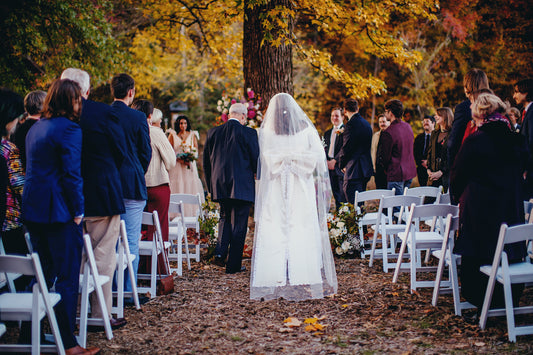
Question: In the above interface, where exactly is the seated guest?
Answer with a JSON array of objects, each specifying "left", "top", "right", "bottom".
[
  {"left": 450, "top": 93, "right": 527, "bottom": 311},
  {"left": 426, "top": 108, "right": 453, "bottom": 191},
  {"left": 22, "top": 79, "right": 99, "bottom": 355}
]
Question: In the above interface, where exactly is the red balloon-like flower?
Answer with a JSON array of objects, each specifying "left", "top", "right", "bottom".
[
  {"left": 231, "top": 99, "right": 237, "bottom": 104},
  {"left": 248, "top": 110, "right": 256, "bottom": 119},
  {"left": 248, "top": 90, "right": 255, "bottom": 99},
  {"left": 221, "top": 113, "right": 228, "bottom": 122}
]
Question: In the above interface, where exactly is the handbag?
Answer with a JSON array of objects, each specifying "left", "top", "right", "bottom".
[{"left": 157, "top": 273, "right": 175, "bottom": 296}]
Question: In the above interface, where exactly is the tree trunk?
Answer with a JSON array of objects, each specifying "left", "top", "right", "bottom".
[{"left": 243, "top": 0, "right": 293, "bottom": 107}]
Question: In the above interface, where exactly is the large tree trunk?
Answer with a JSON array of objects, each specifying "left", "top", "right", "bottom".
[{"left": 243, "top": 0, "right": 293, "bottom": 107}]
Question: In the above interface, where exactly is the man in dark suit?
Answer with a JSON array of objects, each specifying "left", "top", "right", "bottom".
[
  {"left": 110, "top": 73, "right": 152, "bottom": 295},
  {"left": 61, "top": 68, "right": 128, "bottom": 329},
  {"left": 323, "top": 107, "right": 345, "bottom": 209},
  {"left": 203, "top": 103, "right": 259, "bottom": 274},
  {"left": 514, "top": 78, "right": 533, "bottom": 198},
  {"left": 336, "top": 98, "right": 373, "bottom": 204},
  {"left": 413, "top": 115, "right": 434, "bottom": 186}
]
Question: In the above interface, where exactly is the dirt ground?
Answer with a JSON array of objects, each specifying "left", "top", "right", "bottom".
[{"left": 84, "top": 255, "right": 533, "bottom": 354}]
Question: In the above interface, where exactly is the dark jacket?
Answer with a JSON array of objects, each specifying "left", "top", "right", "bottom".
[
  {"left": 22, "top": 116, "right": 84, "bottom": 223},
  {"left": 324, "top": 124, "right": 344, "bottom": 176},
  {"left": 448, "top": 100, "right": 471, "bottom": 168},
  {"left": 111, "top": 101, "right": 151, "bottom": 201},
  {"left": 80, "top": 99, "right": 127, "bottom": 216},
  {"left": 450, "top": 120, "right": 527, "bottom": 261},
  {"left": 426, "top": 130, "right": 450, "bottom": 190},
  {"left": 413, "top": 132, "right": 431, "bottom": 186},
  {"left": 12, "top": 118, "right": 38, "bottom": 170},
  {"left": 377, "top": 119, "right": 416, "bottom": 182},
  {"left": 203, "top": 119, "right": 259, "bottom": 203},
  {"left": 336, "top": 113, "right": 373, "bottom": 180}
]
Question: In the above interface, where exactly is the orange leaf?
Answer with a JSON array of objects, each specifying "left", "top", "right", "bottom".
[
  {"left": 283, "top": 317, "right": 302, "bottom": 327},
  {"left": 305, "top": 324, "right": 317, "bottom": 332},
  {"left": 314, "top": 323, "right": 325, "bottom": 330},
  {"left": 304, "top": 317, "right": 318, "bottom": 324}
]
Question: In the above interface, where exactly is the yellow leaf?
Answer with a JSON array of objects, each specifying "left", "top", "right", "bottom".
[
  {"left": 391, "top": 292, "right": 399, "bottom": 296},
  {"left": 314, "top": 323, "right": 325, "bottom": 330},
  {"left": 312, "top": 332, "right": 324, "bottom": 336},
  {"left": 283, "top": 317, "right": 302, "bottom": 327},
  {"left": 341, "top": 304, "right": 349, "bottom": 308},
  {"left": 305, "top": 324, "right": 317, "bottom": 332},
  {"left": 304, "top": 317, "right": 318, "bottom": 324}
]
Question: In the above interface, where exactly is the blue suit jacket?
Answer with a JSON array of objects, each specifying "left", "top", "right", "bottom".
[
  {"left": 80, "top": 99, "right": 127, "bottom": 216},
  {"left": 336, "top": 113, "right": 373, "bottom": 180},
  {"left": 22, "top": 116, "right": 84, "bottom": 224},
  {"left": 111, "top": 101, "right": 151, "bottom": 201},
  {"left": 203, "top": 119, "right": 259, "bottom": 203},
  {"left": 448, "top": 99, "right": 471, "bottom": 167}
]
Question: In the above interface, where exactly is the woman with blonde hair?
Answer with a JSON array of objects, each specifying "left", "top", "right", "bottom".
[
  {"left": 426, "top": 107, "right": 453, "bottom": 191},
  {"left": 450, "top": 92, "right": 526, "bottom": 312}
]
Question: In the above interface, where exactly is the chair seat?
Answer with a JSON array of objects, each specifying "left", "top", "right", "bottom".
[
  {"left": 138, "top": 241, "right": 171, "bottom": 255},
  {"left": 115, "top": 253, "right": 136, "bottom": 268},
  {"left": 480, "top": 262, "right": 533, "bottom": 284},
  {"left": 79, "top": 274, "right": 110, "bottom": 293},
  {"left": 0, "top": 293, "right": 61, "bottom": 321},
  {"left": 399, "top": 231, "right": 443, "bottom": 244},
  {"left": 360, "top": 212, "right": 379, "bottom": 225},
  {"left": 382, "top": 224, "right": 407, "bottom": 234}
]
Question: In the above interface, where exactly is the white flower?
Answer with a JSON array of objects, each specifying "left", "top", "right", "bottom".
[
  {"left": 335, "top": 247, "right": 343, "bottom": 255},
  {"left": 341, "top": 241, "right": 350, "bottom": 251},
  {"left": 217, "top": 100, "right": 223, "bottom": 106},
  {"left": 341, "top": 206, "right": 349, "bottom": 213},
  {"left": 337, "top": 221, "right": 345, "bottom": 229},
  {"left": 217, "top": 106, "right": 222, "bottom": 112}
]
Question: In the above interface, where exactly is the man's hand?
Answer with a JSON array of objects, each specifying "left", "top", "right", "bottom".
[
  {"left": 327, "top": 159, "right": 336, "bottom": 170},
  {"left": 421, "top": 159, "right": 428, "bottom": 168},
  {"left": 74, "top": 217, "right": 82, "bottom": 225}
]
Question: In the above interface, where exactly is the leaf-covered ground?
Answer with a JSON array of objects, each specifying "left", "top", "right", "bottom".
[{"left": 86, "top": 256, "right": 533, "bottom": 354}]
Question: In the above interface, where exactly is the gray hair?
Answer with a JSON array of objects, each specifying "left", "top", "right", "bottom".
[
  {"left": 60, "top": 68, "right": 90, "bottom": 95},
  {"left": 24, "top": 90, "right": 47, "bottom": 115},
  {"left": 229, "top": 103, "right": 247, "bottom": 116},
  {"left": 152, "top": 108, "right": 163, "bottom": 124}
]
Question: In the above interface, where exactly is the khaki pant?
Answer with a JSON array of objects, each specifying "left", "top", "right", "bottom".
[{"left": 82, "top": 215, "right": 121, "bottom": 319}]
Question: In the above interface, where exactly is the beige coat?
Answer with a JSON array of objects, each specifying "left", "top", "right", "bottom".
[{"left": 145, "top": 125, "right": 176, "bottom": 187}]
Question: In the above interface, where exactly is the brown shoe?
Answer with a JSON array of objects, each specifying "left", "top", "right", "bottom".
[{"left": 65, "top": 345, "right": 101, "bottom": 355}]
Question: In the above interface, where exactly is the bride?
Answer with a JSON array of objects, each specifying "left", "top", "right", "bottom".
[{"left": 250, "top": 93, "right": 338, "bottom": 301}]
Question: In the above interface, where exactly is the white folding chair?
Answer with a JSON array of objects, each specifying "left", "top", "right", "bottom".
[
  {"left": 138, "top": 210, "right": 171, "bottom": 298},
  {"left": 479, "top": 223, "right": 533, "bottom": 342},
  {"left": 431, "top": 215, "right": 476, "bottom": 316},
  {"left": 0, "top": 322, "right": 5, "bottom": 338},
  {"left": 369, "top": 195, "right": 421, "bottom": 272},
  {"left": 354, "top": 188, "right": 395, "bottom": 258},
  {"left": 397, "top": 186, "right": 443, "bottom": 222},
  {"left": 392, "top": 203, "right": 459, "bottom": 293},
  {"left": 0, "top": 253, "right": 65, "bottom": 355},
  {"left": 0, "top": 235, "right": 23, "bottom": 291},
  {"left": 168, "top": 201, "right": 191, "bottom": 275},
  {"left": 170, "top": 193, "right": 203, "bottom": 262},
  {"left": 77, "top": 234, "right": 113, "bottom": 347},
  {"left": 113, "top": 220, "right": 140, "bottom": 318}
]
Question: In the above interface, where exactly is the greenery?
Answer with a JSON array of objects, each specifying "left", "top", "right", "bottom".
[
  {"left": 199, "top": 194, "right": 220, "bottom": 259},
  {"left": 327, "top": 203, "right": 363, "bottom": 258}
]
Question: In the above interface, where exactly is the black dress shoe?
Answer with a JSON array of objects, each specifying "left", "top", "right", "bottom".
[
  {"left": 88, "top": 317, "right": 127, "bottom": 332},
  {"left": 213, "top": 255, "right": 226, "bottom": 267},
  {"left": 226, "top": 265, "right": 246, "bottom": 274}
]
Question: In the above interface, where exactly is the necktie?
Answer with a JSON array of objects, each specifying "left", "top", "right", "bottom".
[
  {"left": 523, "top": 109, "right": 526, "bottom": 124},
  {"left": 423, "top": 134, "right": 429, "bottom": 156},
  {"left": 328, "top": 127, "right": 337, "bottom": 158}
]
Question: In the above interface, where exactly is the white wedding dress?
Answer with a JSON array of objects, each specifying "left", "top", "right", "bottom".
[{"left": 250, "top": 93, "right": 337, "bottom": 301}]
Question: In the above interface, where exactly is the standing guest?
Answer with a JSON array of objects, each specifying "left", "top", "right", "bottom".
[
  {"left": 426, "top": 108, "right": 453, "bottom": 191},
  {"left": 167, "top": 115, "right": 205, "bottom": 216},
  {"left": 323, "top": 107, "right": 345, "bottom": 209},
  {"left": 413, "top": 115, "right": 434, "bottom": 187},
  {"left": 450, "top": 93, "right": 527, "bottom": 311},
  {"left": 448, "top": 68, "right": 490, "bottom": 169},
  {"left": 61, "top": 68, "right": 127, "bottom": 330},
  {"left": 514, "top": 79, "right": 533, "bottom": 198},
  {"left": 13, "top": 90, "right": 46, "bottom": 169},
  {"left": 336, "top": 98, "right": 373, "bottom": 204},
  {"left": 22, "top": 79, "right": 99, "bottom": 355},
  {"left": 506, "top": 107, "right": 521, "bottom": 132},
  {"left": 0, "top": 89, "right": 25, "bottom": 257},
  {"left": 203, "top": 102, "right": 259, "bottom": 274},
  {"left": 460, "top": 88, "right": 495, "bottom": 144},
  {"left": 132, "top": 101, "right": 175, "bottom": 246},
  {"left": 111, "top": 74, "right": 152, "bottom": 300},
  {"left": 371, "top": 115, "right": 391, "bottom": 190},
  {"left": 377, "top": 99, "right": 416, "bottom": 195}
]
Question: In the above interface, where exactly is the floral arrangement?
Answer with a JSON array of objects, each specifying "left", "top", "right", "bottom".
[
  {"left": 199, "top": 194, "right": 220, "bottom": 258},
  {"left": 176, "top": 141, "right": 197, "bottom": 169},
  {"left": 327, "top": 203, "right": 363, "bottom": 258},
  {"left": 216, "top": 88, "right": 263, "bottom": 129}
]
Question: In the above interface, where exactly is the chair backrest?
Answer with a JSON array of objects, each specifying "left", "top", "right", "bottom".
[
  {"left": 404, "top": 186, "right": 443, "bottom": 198},
  {"left": 408, "top": 203, "right": 459, "bottom": 220},
  {"left": 141, "top": 211, "right": 170, "bottom": 275},
  {"left": 355, "top": 189, "right": 396, "bottom": 204},
  {"left": 170, "top": 193, "right": 202, "bottom": 218},
  {"left": 438, "top": 192, "right": 451, "bottom": 205},
  {"left": 377, "top": 195, "right": 422, "bottom": 225},
  {"left": 0, "top": 253, "right": 36, "bottom": 276}
]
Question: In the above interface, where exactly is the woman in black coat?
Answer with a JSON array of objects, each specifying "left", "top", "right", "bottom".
[{"left": 450, "top": 93, "right": 527, "bottom": 310}]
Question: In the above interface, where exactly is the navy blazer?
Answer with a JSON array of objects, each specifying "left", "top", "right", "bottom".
[
  {"left": 336, "top": 113, "right": 373, "bottom": 180},
  {"left": 111, "top": 101, "right": 151, "bottom": 201},
  {"left": 448, "top": 99, "right": 471, "bottom": 167},
  {"left": 80, "top": 99, "right": 126, "bottom": 217},
  {"left": 22, "top": 116, "right": 84, "bottom": 224},
  {"left": 203, "top": 119, "right": 259, "bottom": 203}
]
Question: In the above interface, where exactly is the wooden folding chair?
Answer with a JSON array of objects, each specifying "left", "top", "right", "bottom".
[
  {"left": 0, "top": 253, "right": 65, "bottom": 355},
  {"left": 479, "top": 223, "right": 533, "bottom": 342}
]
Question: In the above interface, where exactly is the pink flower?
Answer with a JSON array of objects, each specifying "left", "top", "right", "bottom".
[
  {"left": 248, "top": 110, "right": 256, "bottom": 119},
  {"left": 221, "top": 113, "right": 228, "bottom": 122},
  {"left": 248, "top": 100, "right": 254, "bottom": 108},
  {"left": 231, "top": 99, "right": 236, "bottom": 104},
  {"left": 247, "top": 89, "right": 255, "bottom": 99}
]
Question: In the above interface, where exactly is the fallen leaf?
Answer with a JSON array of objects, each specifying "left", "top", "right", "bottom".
[
  {"left": 304, "top": 317, "right": 318, "bottom": 324},
  {"left": 391, "top": 292, "right": 399, "bottom": 296},
  {"left": 278, "top": 327, "right": 293, "bottom": 333},
  {"left": 474, "top": 342, "right": 485, "bottom": 347},
  {"left": 341, "top": 304, "right": 349, "bottom": 308},
  {"left": 314, "top": 315, "right": 327, "bottom": 320},
  {"left": 283, "top": 317, "right": 302, "bottom": 327},
  {"left": 314, "top": 323, "right": 326, "bottom": 330},
  {"left": 305, "top": 324, "right": 317, "bottom": 332},
  {"left": 312, "top": 332, "right": 324, "bottom": 336}
]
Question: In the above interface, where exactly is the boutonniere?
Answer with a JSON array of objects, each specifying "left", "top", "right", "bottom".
[{"left": 336, "top": 128, "right": 344, "bottom": 135}]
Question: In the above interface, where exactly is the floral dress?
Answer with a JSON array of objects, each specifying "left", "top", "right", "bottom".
[{"left": 0, "top": 138, "right": 24, "bottom": 232}]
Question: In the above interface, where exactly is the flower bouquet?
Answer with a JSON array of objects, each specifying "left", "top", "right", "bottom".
[
  {"left": 177, "top": 141, "right": 197, "bottom": 169},
  {"left": 327, "top": 203, "right": 363, "bottom": 258},
  {"left": 216, "top": 88, "right": 263, "bottom": 129},
  {"left": 199, "top": 194, "right": 220, "bottom": 259}
]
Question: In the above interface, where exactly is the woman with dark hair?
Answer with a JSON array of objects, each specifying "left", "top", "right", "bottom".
[
  {"left": 450, "top": 93, "right": 527, "bottom": 313},
  {"left": 22, "top": 79, "right": 98, "bottom": 355},
  {"left": 426, "top": 107, "right": 454, "bottom": 191},
  {"left": 0, "top": 88, "right": 26, "bottom": 258},
  {"left": 167, "top": 115, "right": 204, "bottom": 215}
]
